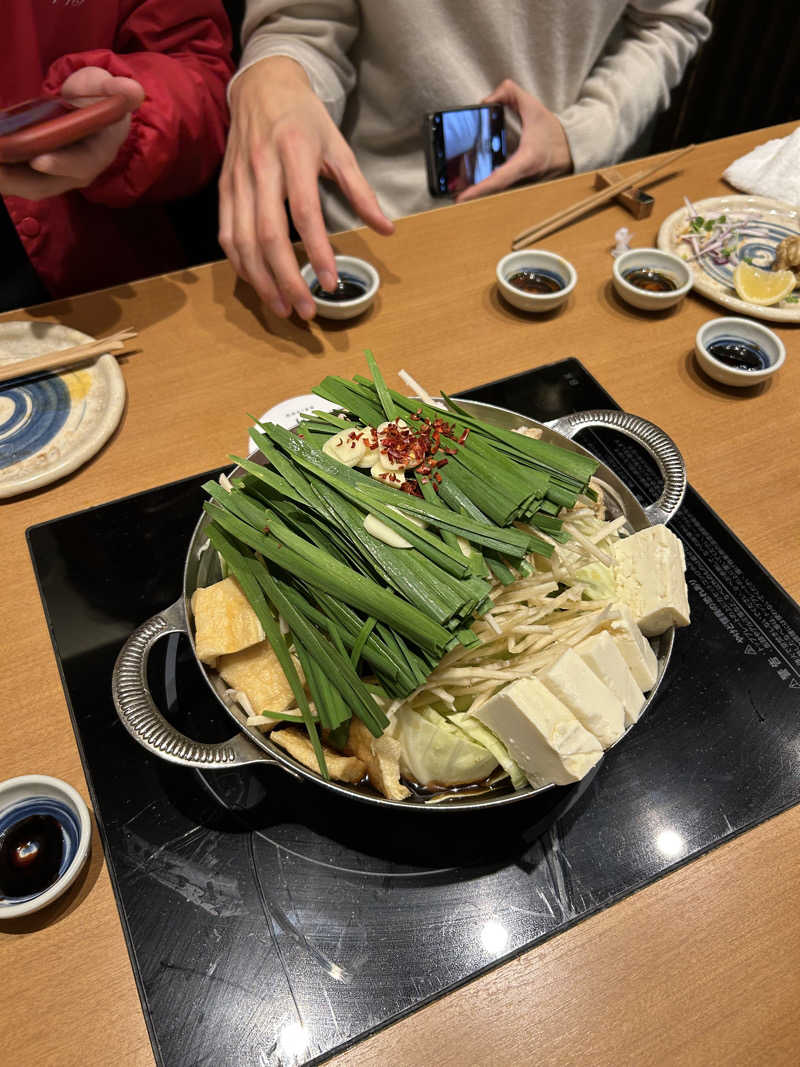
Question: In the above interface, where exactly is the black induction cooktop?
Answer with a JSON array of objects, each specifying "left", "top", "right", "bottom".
[{"left": 27, "top": 359, "right": 800, "bottom": 1067}]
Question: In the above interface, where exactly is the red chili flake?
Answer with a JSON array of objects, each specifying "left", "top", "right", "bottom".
[
  {"left": 262, "top": 525, "right": 271, "bottom": 534},
  {"left": 433, "top": 472, "right": 442, "bottom": 483},
  {"left": 435, "top": 458, "right": 448, "bottom": 468},
  {"left": 458, "top": 428, "right": 470, "bottom": 444},
  {"left": 417, "top": 464, "right": 431, "bottom": 475},
  {"left": 444, "top": 446, "right": 458, "bottom": 455}
]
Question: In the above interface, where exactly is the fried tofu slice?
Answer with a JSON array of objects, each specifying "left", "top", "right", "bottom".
[
  {"left": 192, "top": 577, "right": 265, "bottom": 663},
  {"left": 345, "top": 718, "right": 411, "bottom": 801},
  {"left": 272, "top": 726, "right": 367, "bottom": 782},
  {"left": 217, "top": 640, "right": 302, "bottom": 733}
]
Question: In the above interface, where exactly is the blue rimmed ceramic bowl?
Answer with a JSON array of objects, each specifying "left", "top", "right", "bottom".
[
  {"left": 0, "top": 775, "right": 91, "bottom": 919},
  {"left": 300, "top": 255, "right": 379, "bottom": 320},
  {"left": 496, "top": 250, "right": 577, "bottom": 312}
]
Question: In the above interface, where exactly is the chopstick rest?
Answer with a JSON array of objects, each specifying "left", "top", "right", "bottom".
[
  {"left": 0, "top": 327, "right": 138, "bottom": 385},
  {"left": 511, "top": 144, "right": 695, "bottom": 250}
]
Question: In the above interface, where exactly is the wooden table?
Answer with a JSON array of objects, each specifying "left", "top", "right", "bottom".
[{"left": 2, "top": 124, "right": 799, "bottom": 1066}]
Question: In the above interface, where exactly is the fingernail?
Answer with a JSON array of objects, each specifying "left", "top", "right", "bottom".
[
  {"left": 319, "top": 271, "right": 337, "bottom": 292},
  {"left": 298, "top": 300, "right": 316, "bottom": 321}
]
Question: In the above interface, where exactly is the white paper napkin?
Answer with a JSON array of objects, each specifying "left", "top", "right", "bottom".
[{"left": 722, "top": 126, "right": 800, "bottom": 206}]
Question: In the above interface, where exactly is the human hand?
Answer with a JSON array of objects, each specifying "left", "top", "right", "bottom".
[
  {"left": 0, "top": 67, "right": 143, "bottom": 200},
  {"left": 455, "top": 79, "right": 573, "bottom": 204},
  {"left": 219, "top": 56, "right": 394, "bottom": 321}
]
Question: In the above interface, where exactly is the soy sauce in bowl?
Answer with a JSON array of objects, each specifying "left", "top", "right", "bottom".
[
  {"left": 507, "top": 268, "right": 564, "bottom": 295},
  {"left": 707, "top": 337, "right": 768, "bottom": 372},
  {"left": 310, "top": 272, "right": 368, "bottom": 302},
  {"left": 621, "top": 267, "right": 678, "bottom": 293},
  {"left": 0, "top": 812, "right": 64, "bottom": 898}
]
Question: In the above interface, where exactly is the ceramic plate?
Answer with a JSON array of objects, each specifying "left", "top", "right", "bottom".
[
  {"left": 657, "top": 194, "right": 800, "bottom": 323},
  {"left": 0, "top": 322, "right": 125, "bottom": 499}
]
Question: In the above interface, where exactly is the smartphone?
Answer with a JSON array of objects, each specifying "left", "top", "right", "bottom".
[
  {"left": 0, "top": 95, "right": 129, "bottom": 164},
  {"left": 424, "top": 104, "right": 506, "bottom": 197}
]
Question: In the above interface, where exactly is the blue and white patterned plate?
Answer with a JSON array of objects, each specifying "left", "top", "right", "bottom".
[
  {"left": 0, "top": 322, "right": 125, "bottom": 498},
  {"left": 657, "top": 195, "right": 800, "bottom": 323}
]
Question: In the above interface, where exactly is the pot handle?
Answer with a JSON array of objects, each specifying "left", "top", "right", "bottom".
[
  {"left": 545, "top": 409, "right": 686, "bottom": 526},
  {"left": 112, "top": 598, "right": 277, "bottom": 770}
]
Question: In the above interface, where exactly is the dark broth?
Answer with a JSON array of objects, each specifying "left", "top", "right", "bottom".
[
  {"left": 0, "top": 813, "right": 64, "bottom": 898},
  {"left": 507, "top": 268, "right": 564, "bottom": 294},
  {"left": 622, "top": 267, "right": 678, "bottom": 293},
  {"left": 707, "top": 337, "right": 769, "bottom": 372}
]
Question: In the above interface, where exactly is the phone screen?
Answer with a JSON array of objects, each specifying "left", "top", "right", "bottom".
[
  {"left": 432, "top": 106, "right": 506, "bottom": 195},
  {"left": 0, "top": 98, "right": 72, "bottom": 137}
]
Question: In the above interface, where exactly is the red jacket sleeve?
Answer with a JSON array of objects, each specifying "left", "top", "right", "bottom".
[{"left": 42, "top": 1, "right": 234, "bottom": 208}]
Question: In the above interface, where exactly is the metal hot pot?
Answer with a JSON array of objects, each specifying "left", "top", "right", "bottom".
[{"left": 112, "top": 403, "right": 686, "bottom": 811}]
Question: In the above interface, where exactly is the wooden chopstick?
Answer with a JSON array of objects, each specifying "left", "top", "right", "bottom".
[
  {"left": 0, "top": 327, "right": 138, "bottom": 385},
  {"left": 511, "top": 143, "right": 695, "bottom": 250}
]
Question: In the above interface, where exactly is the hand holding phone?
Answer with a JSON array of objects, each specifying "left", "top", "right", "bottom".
[
  {"left": 0, "top": 67, "right": 143, "bottom": 201},
  {"left": 453, "top": 80, "right": 572, "bottom": 204},
  {"left": 424, "top": 104, "right": 506, "bottom": 197}
]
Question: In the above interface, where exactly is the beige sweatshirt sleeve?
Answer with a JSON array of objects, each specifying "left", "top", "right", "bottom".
[
  {"left": 558, "top": 1, "right": 711, "bottom": 172},
  {"left": 236, "top": 1, "right": 359, "bottom": 124}
]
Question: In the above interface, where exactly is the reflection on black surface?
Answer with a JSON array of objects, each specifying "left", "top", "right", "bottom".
[{"left": 27, "top": 358, "right": 800, "bottom": 1067}]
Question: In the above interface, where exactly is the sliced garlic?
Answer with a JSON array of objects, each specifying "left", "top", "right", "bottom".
[
  {"left": 355, "top": 427, "right": 381, "bottom": 468},
  {"left": 371, "top": 460, "right": 405, "bottom": 486},
  {"left": 323, "top": 429, "right": 367, "bottom": 467},
  {"left": 364, "top": 513, "right": 413, "bottom": 549},
  {"left": 456, "top": 535, "right": 473, "bottom": 557}
]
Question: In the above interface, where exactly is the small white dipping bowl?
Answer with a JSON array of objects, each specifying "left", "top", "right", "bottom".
[
  {"left": 0, "top": 774, "right": 91, "bottom": 920},
  {"left": 496, "top": 251, "right": 577, "bottom": 313},
  {"left": 695, "top": 316, "right": 786, "bottom": 387},
  {"left": 612, "top": 248, "right": 692, "bottom": 310},
  {"left": 301, "top": 255, "right": 379, "bottom": 320}
]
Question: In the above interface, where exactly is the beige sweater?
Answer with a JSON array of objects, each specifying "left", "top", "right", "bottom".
[{"left": 238, "top": 1, "right": 710, "bottom": 230}]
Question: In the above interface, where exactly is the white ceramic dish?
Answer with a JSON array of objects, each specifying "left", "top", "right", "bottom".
[
  {"left": 612, "top": 248, "right": 692, "bottom": 311},
  {"left": 694, "top": 317, "right": 786, "bottom": 387},
  {"left": 657, "top": 194, "right": 800, "bottom": 323},
  {"left": 496, "top": 251, "right": 577, "bottom": 312},
  {"left": 0, "top": 774, "right": 91, "bottom": 919},
  {"left": 0, "top": 322, "right": 126, "bottom": 499},
  {"left": 301, "top": 255, "right": 379, "bottom": 320}
]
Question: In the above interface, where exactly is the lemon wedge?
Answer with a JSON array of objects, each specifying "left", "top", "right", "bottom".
[{"left": 733, "top": 262, "right": 796, "bottom": 306}]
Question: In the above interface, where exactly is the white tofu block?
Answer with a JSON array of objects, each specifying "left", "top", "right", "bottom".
[
  {"left": 576, "top": 630, "right": 645, "bottom": 726},
  {"left": 473, "top": 677, "right": 602, "bottom": 789},
  {"left": 604, "top": 603, "right": 659, "bottom": 691},
  {"left": 538, "top": 647, "right": 626, "bottom": 749},
  {"left": 612, "top": 525, "right": 690, "bottom": 636}
]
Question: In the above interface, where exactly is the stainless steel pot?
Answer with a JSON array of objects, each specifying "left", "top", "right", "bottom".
[{"left": 112, "top": 404, "right": 686, "bottom": 810}]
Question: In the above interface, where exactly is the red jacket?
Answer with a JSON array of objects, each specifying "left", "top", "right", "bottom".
[{"left": 3, "top": 2, "right": 233, "bottom": 299}]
